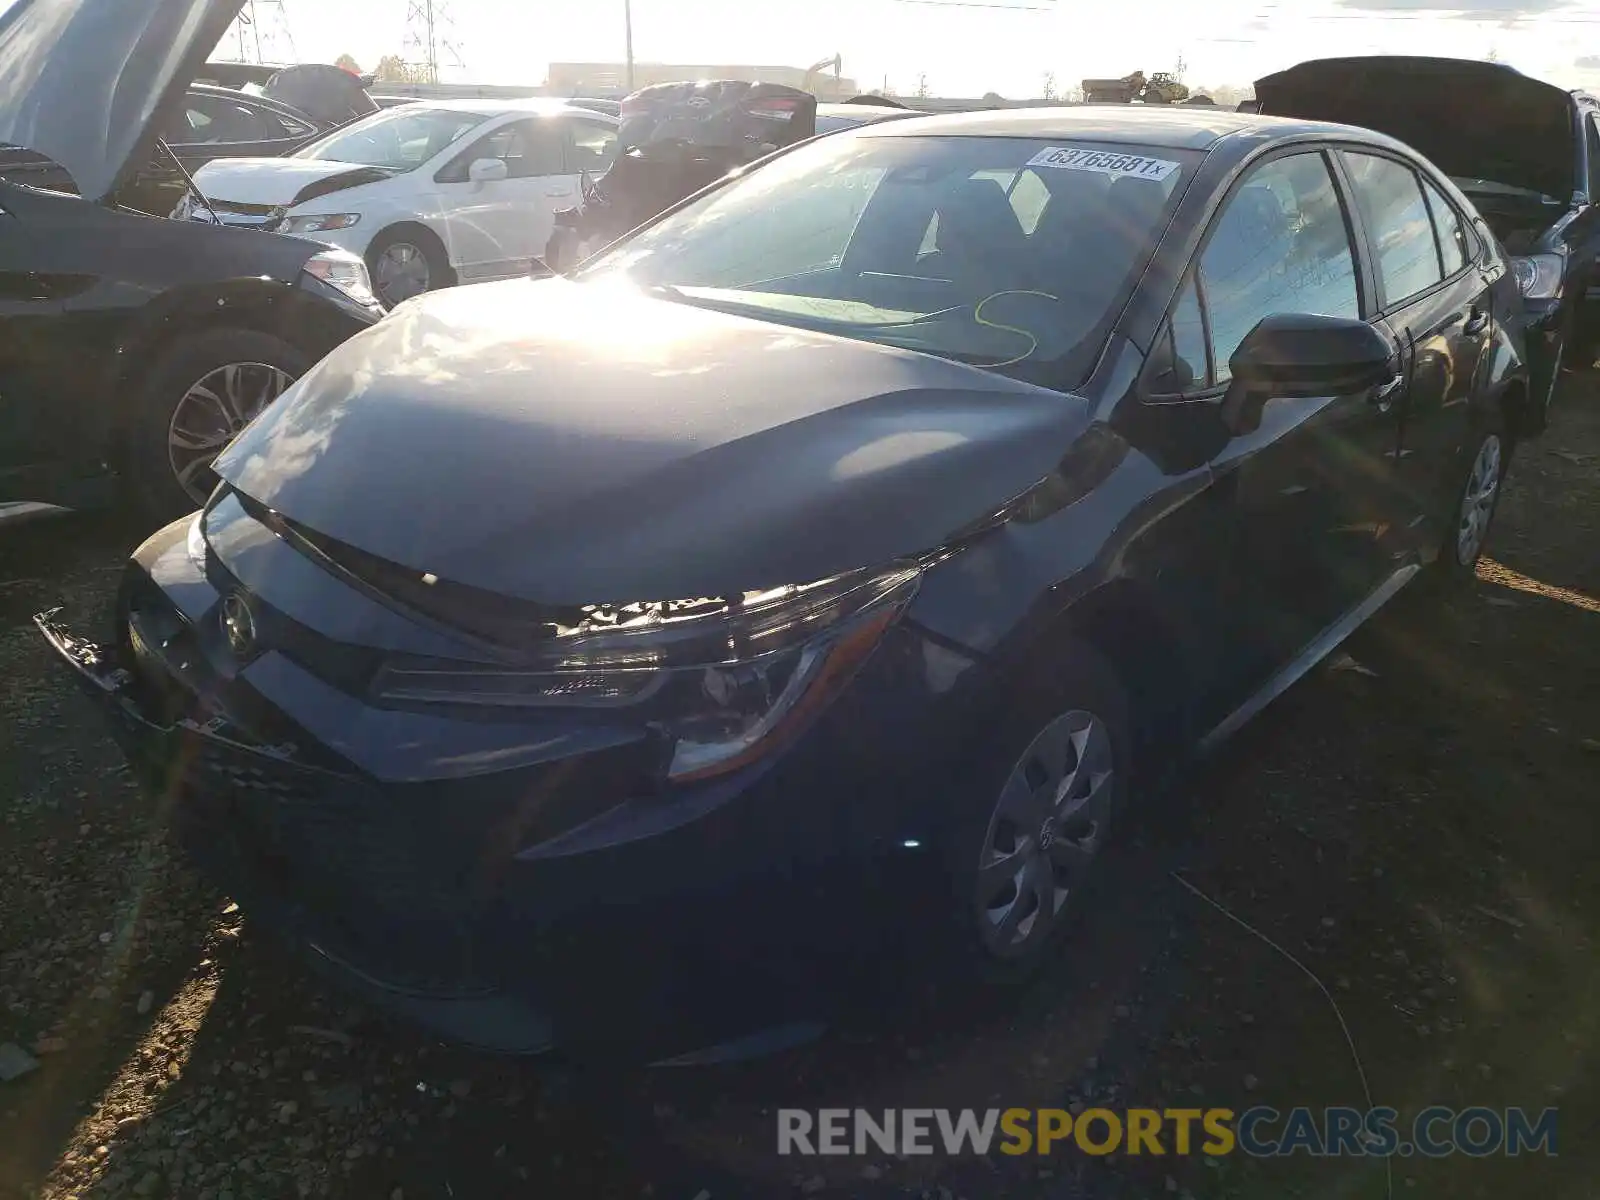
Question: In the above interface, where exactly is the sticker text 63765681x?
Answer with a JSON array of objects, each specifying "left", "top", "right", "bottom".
[{"left": 1025, "top": 147, "right": 1180, "bottom": 183}]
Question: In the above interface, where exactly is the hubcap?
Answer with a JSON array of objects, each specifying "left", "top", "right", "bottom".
[
  {"left": 167, "top": 362, "right": 294, "bottom": 504},
  {"left": 374, "top": 242, "right": 432, "bottom": 305},
  {"left": 1456, "top": 433, "right": 1503, "bottom": 567},
  {"left": 975, "top": 709, "right": 1115, "bottom": 959}
]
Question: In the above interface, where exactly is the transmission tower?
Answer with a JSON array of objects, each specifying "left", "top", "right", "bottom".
[
  {"left": 403, "top": 0, "right": 465, "bottom": 83},
  {"left": 222, "top": 0, "right": 298, "bottom": 65}
]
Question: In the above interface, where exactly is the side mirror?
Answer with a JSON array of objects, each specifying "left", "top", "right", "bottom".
[
  {"left": 468, "top": 157, "right": 509, "bottom": 184},
  {"left": 1222, "top": 313, "right": 1397, "bottom": 433}
]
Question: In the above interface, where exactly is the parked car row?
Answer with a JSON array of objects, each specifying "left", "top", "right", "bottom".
[
  {"left": 17, "top": 0, "right": 1578, "bottom": 1066},
  {"left": 0, "top": 0, "right": 385, "bottom": 523}
]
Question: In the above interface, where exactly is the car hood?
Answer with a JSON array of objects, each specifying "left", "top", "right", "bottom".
[
  {"left": 1255, "top": 56, "right": 1576, "bottom": 202},
  {"left": 212, "top": 278, "right": 1093, "bottom": 605},
  {"left": 191, "top": 156, "right": 392, "bottom": 207},
  {"left": 0, "top": 0, "right": 242, "bottom": 203}
]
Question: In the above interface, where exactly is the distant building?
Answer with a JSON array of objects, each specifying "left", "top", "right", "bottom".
[{"left": 545, "top": 61, "right": 860, "bottom": 99}]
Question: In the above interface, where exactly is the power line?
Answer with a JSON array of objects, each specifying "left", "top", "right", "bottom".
[{"left": 403, "top": 0, "right": 465, "bottom": 82}]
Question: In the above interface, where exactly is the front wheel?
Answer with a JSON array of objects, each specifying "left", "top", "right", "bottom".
[
  {"left": 938, "top": 642, "right": 1131, "bottom": 988},
  {"left": 366, "top": 226, "right": 454, "bottom": 308},
  {"left": 124, "top": 328, "right": 310, "bottom": 524}
]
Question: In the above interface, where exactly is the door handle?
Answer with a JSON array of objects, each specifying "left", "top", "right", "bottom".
[
  {"left": 1369, "top": 372, "right": 1404, "bottom": 413},
  {"left": 1464, "top": 308, "right": 1491, "bottom": 336}
]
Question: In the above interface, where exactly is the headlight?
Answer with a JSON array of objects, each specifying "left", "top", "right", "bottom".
[
  {"left": 1511, "top": 252, "right": 1564, "bottom": 301},
  {"left": 280, "top": 213, "right": 361, "bottom": 235},
  {"left": 186, "top": 511, "right": 207, "bottom": 570},
  {"left": 302, "top": 248, "right": 378, "bottom": 308},
  {"left": 371, "top": 564, "right": 922, "bottom": 781}
]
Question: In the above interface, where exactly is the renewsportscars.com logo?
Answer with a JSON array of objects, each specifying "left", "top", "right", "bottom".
[{"left": 777, "top": 1107, "right": 1558, "bottom": 1159}]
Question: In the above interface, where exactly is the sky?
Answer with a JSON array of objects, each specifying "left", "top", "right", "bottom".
[{"left": 215, "top": 0, "right": 1600, "bottom": 97}]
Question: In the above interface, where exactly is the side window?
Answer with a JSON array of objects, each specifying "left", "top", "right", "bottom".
[
  {"left": 270, "top": 110, "right": 316, "bottom": 140},
  {"left": 565, "top": 119, "right": 617, "bottom": 174},
  {"left": 1146, "top": 272, "right": 1209, "bottom": 394},
  {"left": 1587, "top": 115, "right": 1600, "bottom": 200},
  {"left": 1342, "top": 152, "right": 1443, "bottom": 307},
  {"left": 178, "top": 95, "right": 276, "bottom": 144},
  {"left": 1200, "top": 152, "right": 1361, "bottom": 383},
  {"left": 448, "top": 119, "right": 564, "bottom": 181},
  {"left": 1421, "top": 179, "right": 1468, "bottom": 276}
]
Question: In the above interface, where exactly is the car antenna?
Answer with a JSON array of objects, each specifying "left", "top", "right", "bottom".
[{"left": 156, "top": 139, "right": 222, "bottom": 226}]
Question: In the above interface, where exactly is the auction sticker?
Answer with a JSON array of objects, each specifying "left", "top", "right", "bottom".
[{"left": 1025, "top": 146, "right": 1180, "bottom": 182}]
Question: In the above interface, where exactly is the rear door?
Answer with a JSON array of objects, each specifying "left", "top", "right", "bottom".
[
  {"left": 560, "top": 114, "right": 618, "bottom": 189},
  {"left": 1338, "top": 150, "right": 1491, "bottom": 562}
]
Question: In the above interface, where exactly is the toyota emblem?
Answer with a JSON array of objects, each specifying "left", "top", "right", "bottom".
[{"left": 221, "top": 591, "right": 258, "bottom": 658}]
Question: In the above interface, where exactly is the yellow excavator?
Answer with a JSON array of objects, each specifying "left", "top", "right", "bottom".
[{"left": 1080, "top": 70, "right": 1190, "bottom": 105}]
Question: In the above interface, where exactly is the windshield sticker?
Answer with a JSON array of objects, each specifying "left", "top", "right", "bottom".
[{"left": 1025, "top": 147, "right": 1180, "bottom": 182}]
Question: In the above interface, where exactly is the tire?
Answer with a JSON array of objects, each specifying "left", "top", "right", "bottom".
[
  {"left": 935, "top": 640, "right": 1132, "bottom": 990},
  {"left": 123, "top": 328, "right": 311, "bottom": 524},
  {"left": 1429, "top": 408, "right": 1514, "bottom": 589},
  {"left": 1527, "top": 305, "right": 1573, "bottom": 434},
  {"left": 365, "top": 225, "right": 455, "bottom": 308}
]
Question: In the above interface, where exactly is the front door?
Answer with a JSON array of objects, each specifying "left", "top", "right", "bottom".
[
  {"left": 435, "top": 117, "right": 574, "bottom": 283},
  {"left": 1193, "top": 150, "right": 1408, "bottom": 701},
  {"left": 1339, "top": 151, "right": 1494, "bottom": 562}
]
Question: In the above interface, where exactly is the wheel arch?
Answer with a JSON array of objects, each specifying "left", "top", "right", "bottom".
[
  {"left": 367, "top": 218, "right": 455, "bottom": 266},
  {"left": 998, "top": 577, "right": 1201, "bottom": 777},
  {"left": 97, "top": 279, "right": 336, "bottom": 467}
]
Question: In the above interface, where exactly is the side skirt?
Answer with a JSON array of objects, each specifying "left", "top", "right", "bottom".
[{"left": 1197, "top": 562, "right": 1421, "bottom": 754}]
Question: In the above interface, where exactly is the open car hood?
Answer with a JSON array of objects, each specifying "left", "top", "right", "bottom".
[
  {"left": 0, "top": 0, "right": 242, "bottom": 203},
  {"left": 1255, "top": 56, "right": 1576, "bottom": 202},
  {"left": 211, "top": 278, "right": 1091, "bottom": 606}
]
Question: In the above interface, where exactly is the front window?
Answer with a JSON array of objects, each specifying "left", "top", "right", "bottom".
[
  {"left": 578, "top": 133, "right": 1199, "bottom": 388},
  {"left": 295, "top": 107, "right": 487, "bottom": 171}
]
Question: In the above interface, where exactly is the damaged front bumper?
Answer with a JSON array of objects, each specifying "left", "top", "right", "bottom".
[{"left": 34, "top": 607, "right": 561, "bottom": 1053}]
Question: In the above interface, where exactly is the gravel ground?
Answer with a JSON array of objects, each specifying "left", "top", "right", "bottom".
[{"left": 2, "top": 385, "right": 1598, "bottom": 1200}]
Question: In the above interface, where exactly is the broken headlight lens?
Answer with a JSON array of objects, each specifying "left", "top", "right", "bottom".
[
  {"left": 371, "top": 564, "right": 922, "bottom": 781},
  {"left": 1511, "top": 252, "right": 1564, "bottom": 301},
  {"left": 185, "top": 511, "right": 208, "bottom": 571}
]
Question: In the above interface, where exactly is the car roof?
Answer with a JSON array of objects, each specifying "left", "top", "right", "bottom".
[
  {"left": 816, "top": 103, "right": 925, "bottom": 121},
  {"left": 857, "top": 104, "right": 1370, "bottom": 152},
  {"left": 185, "top": 81, "right": 315, "bottom": 120},
  {"left": 394, "top": 97, "right": 615, "bottom": 119}
]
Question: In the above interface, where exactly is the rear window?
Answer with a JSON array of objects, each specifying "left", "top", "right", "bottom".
[{"left": 580, "top": 134, "right": 1200, "bottom": 390}]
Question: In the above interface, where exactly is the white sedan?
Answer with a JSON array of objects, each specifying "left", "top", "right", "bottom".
[{"left": 181, "top": 99, "right": 620, "bottom": 307}]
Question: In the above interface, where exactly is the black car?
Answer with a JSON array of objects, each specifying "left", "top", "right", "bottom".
[
  {"left": 42, "top": 104, "right": 1530, "bottom": 1064},
  {"left": 1254, "top": 55, "right": 1600, "bottom": 430},
  {"left": 0, "top": 0, "right": 385, "bottom": 524},
  {"left": 1, "top": 65, "right": 378, "bottom": 215}
]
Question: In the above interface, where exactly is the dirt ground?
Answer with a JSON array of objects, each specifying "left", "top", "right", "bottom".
[{"left": 2, "top": 383, "right": 1597, "bottom": 1200}]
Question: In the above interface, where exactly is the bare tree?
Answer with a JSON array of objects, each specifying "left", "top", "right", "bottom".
[
  {"left": 335, "top": 53, "right": 362, "bottom": 74},
  {"left": 915, "top": 73, "right": 931, "bottom": 99},
  {"left": 1042, "top": 71, "right": 1058, "bottom": 101}
]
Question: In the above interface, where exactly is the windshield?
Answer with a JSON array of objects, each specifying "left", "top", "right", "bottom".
[
  {"left": 578, "top": 132, "right": 1198, "bottom": 389},
  {"left": 295, "top": 107, "right": 487, "bottom": 170}
]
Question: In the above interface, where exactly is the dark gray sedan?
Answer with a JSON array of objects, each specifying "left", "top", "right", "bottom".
[{"left": 44, "top": 104, "right": 1533, "bottom": 1064}]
